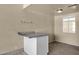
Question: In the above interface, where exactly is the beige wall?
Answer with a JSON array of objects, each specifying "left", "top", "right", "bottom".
[
  {"left": 55, "top": 12, "right": 79, "bottom": 46},
  {"left": 24, "top": 11, "right": 54, "bottom": 42},
  {"left": 0, "top": 4, "right": 54, "bottom": 54},
  {"left": 0, "top": 4, "right": 24, "bottom": 54}
]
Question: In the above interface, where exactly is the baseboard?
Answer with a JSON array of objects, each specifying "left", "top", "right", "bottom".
[
  {"left": 55, "top": 41, "right": 79, "bottom": 47},
  {"left": 0, "top": 48, "right": 23, "bottom": 55}
]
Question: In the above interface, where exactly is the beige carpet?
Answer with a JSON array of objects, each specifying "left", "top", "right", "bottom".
[{"left": 49, "top": 42, "right": 79, "bottom": 55}]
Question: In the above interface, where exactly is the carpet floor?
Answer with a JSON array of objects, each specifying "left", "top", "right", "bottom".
[{"left": 2, "top": 41, "right": 79, "bottom": 55}]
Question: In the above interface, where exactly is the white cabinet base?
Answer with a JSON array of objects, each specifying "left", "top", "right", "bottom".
[{"left": 24, "top": 36, "right": 48, "bottom": 55}]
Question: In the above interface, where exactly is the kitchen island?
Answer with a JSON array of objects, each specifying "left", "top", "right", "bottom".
[{"left": 18, "top": 32, "right": 49, "bottom": 55}]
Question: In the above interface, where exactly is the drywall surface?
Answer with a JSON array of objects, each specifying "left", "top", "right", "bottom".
[
  {"left": 0, "top": 4, "right": 24, "bottom": 54},
  {"left": 55, "top": 12, "right": 79, "bottom": 46},
  {"left": 23, "top": 4, "right": 54, "bottom": 43},
  {"left": 22, "top": 12, "right": 54, "bottom": 43}
]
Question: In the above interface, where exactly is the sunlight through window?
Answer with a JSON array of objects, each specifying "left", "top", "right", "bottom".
[{"left": 63, "top": 16, "right": 75, "bottom": 33}]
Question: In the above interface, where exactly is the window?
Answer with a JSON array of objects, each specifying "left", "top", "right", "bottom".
[{"left": 63, "top": 16, "right": 75, "bottom": 33}]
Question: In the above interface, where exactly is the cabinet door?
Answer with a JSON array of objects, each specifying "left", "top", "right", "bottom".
[
  {"left": 24, "top": 37, "right": 37, "bottom": 55},
  {"left": 37, "top": 36, "right": 48, "bottom": 55}
]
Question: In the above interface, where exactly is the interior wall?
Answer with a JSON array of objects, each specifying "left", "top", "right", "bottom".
[
  {"left": 0, "top": 4, "right": 54, "bottom": 54},
  {"left": 0, "top": 4, "right": 24, "bottom": 54},
  {"left": 22, "top": 4, "right": 54, "bottom": 43},
  {"left": 54, "top": 12, "right": 79, "bottom": 46}
]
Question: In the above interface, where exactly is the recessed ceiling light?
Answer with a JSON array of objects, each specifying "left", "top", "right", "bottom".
[
  {"left": 23, "top": 4, "right": 30, "bottom": 9},
  {"left": 71, "top": 6, "right": 76, "bottom": 9},
  {"left": 68, "top": 4, "right": 77, "bottom": 9},
  {"left": 57, "top": 9, "right": 63, "bottom": 13}
]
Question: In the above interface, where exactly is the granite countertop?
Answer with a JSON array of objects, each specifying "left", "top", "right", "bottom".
[{"left": 18, "top": 32, "right": 48, "bottom": 38}]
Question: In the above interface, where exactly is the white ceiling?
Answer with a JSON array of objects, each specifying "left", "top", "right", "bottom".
[{"left": 24, "top": 4, "right": 79, "bottom": 16}]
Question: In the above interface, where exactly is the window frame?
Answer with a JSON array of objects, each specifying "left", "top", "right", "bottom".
[{"left": 63, "top": 16, "right": 76, "bottom": 33}]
